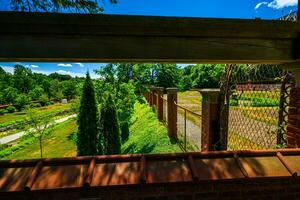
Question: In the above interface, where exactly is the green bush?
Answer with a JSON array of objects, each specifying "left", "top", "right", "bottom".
[
  {"left": 251, "top": 97, "right": 279, "bottom": 107},
  {"left": 39, "top": 95, "right": 49, "bottom": 106},
  {"left": 229, "top": 99, "right": 238, "bottom": 106},
  {"left": 31, "top": 102, "right": 42, "bottom": 108},
  {"left": 15, "top": 94, "right": 31, "bottom": 111},
  {"left": 6, "top": 106, "right": 16, "bottom": 113},
  {"left": 0, "top": 109, "right": 7, "bottom": 115}
]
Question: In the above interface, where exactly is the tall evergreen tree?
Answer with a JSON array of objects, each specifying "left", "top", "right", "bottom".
[
  {"left": 77, "top": 72, "right": 99, "bottom": 156},
  {"left": 100, "top": 94, "right": 121, "bottom": 155}
]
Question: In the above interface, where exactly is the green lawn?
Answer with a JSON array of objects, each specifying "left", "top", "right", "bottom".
[
  {"left": 0, "top": 103, "right": 72, "bottom": 127},
  {"left": 122, "top": 102, "right": 181, "bottom": 154},
  {"left": 1, "top": 101, "right": 181, "bottom": 160},
  {"left": 1, "top": 119, "right": 77, "bottom": 160}
]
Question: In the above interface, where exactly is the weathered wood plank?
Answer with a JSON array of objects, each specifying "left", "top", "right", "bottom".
[{"left": 0, "top": 11, "right": 299, "bottom": 63}]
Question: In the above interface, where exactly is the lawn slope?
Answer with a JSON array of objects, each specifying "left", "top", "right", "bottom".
[
  {"left": 122, "top": 102, "right": 181, "bottom": 154},
  {"left": 2, "top": 119, "right": 77, "bottom": 160}
]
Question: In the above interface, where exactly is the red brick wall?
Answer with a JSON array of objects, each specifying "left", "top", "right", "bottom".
[{"left": 287, "top": 87, "right": 300, "bottom": 148}]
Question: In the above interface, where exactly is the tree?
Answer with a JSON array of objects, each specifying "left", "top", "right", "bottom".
[
  {"left": 100, "top": 94, "right": 121, "bottom": 155},
  {"left": 155, "top": 64, "right": 180, "bottom": 88},
  {"left": 13, "top": 65, "right": 33, "bottom": 93},
  {"left": 77, "top": 72, "right": 99, "bottom": 156},
  {"left": 29, "top": 86, "right": 44, "bottom": 100},
  {"left": 27, "top": 109, "right": 52, "bottom": 158},
  {"left": 10, "top": 0, "right": 106, "bottom": 13},
  {"left": 15, "top": 94, "right": 31, "bottom": 111}
]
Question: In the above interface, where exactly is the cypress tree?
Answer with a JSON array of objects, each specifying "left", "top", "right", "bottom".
[
  {"left": 77, "top": 72, "right": 99, "bottom": 156},
  {"left": 100, "top": 94, "right": 121, "bottom": 155}
]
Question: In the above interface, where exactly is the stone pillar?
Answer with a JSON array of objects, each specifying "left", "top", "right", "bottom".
[
  {"left": 200, "top": 89, "right": 221, "bottom": 151},
  {"left": 156, "top": 87, "right": 164, "bottom": 121},
  {"left": 167, "top": 88, "right": 178, "bottom": 139}
]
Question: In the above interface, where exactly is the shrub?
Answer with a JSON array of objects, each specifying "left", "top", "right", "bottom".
[
  {"left": 251, "top": 97, "right": 279, "bottom": 107},
  {"left": 100, "top": 94, "right": 121, "bottom": 155},
  {"left": 31, "top": 103, "right": 42, "bottom": 108},
  {"left": 6, "top": 106, "right": 16, "bottom": 113},
  {"left": 15, "top": 94, "right": 31, "bottom": 111},
  {"left": 229, "top": 99, "right": 238, "bottom": 106},
  {"left": 0, "top": 109, "right": 7, "bottom": 115},
  {"left": 39, "top": 95, "right": 49, "bottom": 106}
]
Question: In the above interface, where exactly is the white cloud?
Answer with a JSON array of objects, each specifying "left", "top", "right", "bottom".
[
  {"left": 268, "top": 0, "right": 297, "bottom": 9},
  {"left": 1, "top": 66, "right": 14, "bottom": 74},
  {"left": 57, "top": 63, "right": 73, "bottom": 67},
  {"left": 25, "top": 64, "right": 39, "bottom": 68},
  {"left": 74, "top": 63, "right": 84, "bottom": 67},
  {"left": 255, "top": 2, "right": 268, "bottom": 9},
  {"left": 56, "top": 70, "right": 85, "bottom": 77},
  {"left": 255, "top": 0, "right": 298, "bottom": 10}
]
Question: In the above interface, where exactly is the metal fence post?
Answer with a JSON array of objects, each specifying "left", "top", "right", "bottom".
[
  {"left": 156, "top": 87, "right": 164, "bottom": 121},
  {"left": 199, "top": 89, "right": 221, "bottom": 151},
  {"left": 167, "top": 88, "right": 178, "bottom": 139}
]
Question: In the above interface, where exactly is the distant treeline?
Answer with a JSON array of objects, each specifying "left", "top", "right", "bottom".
[{"left": 0, "top": 65, "right": 84, "bottom": 109}]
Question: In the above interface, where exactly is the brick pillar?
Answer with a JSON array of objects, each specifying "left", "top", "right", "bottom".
[
  {"left": 286, "top": 85, "right": 300, "bottom": 148},
  {"left": 167, "top": 88, "right": 178, "bottom": 139},
  {"left": 144, "top": 91, "right": 150, "bottom": 104},
  {"left": 149, "top": 86, "right": 154, "bottom": 106},
  {"left": 156, "top": 87, "right": 164, "bottom": 121},
  {"left": 200, "top": 89, "right": 221, "bottom": 151}
]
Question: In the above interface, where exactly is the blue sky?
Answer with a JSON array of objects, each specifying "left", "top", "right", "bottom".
[{"left": 0, "top": 0, "right": 298, "bottom": 78}]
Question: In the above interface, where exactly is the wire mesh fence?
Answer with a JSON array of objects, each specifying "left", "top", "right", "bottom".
[
  {"left": 176, "top": 103, "right": 201, "bottom": 151},
  {"left": 226, "top": 64, "right": 292, "bottom": 150}
]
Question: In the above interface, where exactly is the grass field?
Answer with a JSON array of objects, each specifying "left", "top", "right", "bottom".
[
  {"left": 0, "top": 103, "right": 72, "bottom": 128},
  {"left": 0, "top": 103, "right": 71, "bottom": 125},
  {"left": 1, "top": 118, "right": 77, "bottom": 160},
  {"left": 1, "top": 101, "right": 181, "bottom": 160},
  {"left": 122, "top": 102, "right": 181, "bottom": 154}
]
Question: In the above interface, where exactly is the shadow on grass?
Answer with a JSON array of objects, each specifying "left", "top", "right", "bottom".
[{"left": 122, "top": 143, "right": 155, "bottom": 154}]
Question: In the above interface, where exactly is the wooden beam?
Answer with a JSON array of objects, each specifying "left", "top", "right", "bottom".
[{"left": 0, "top": 11, "right": 300, "bottom": 64}]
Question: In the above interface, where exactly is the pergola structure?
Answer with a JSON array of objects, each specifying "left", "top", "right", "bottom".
[
  {"left": 0, "top": 11, "right": 300, "bottom": 64},
  {"left": 1, "top": 6, "right": 300, "bottom": 199}
]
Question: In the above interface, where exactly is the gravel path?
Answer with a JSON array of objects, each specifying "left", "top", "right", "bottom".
[
  {"left": 177, "top": 113, "right": 201, "bottom": 150},
  {"left": 0, "top": 114, "right": 77, "bottom": 144}
]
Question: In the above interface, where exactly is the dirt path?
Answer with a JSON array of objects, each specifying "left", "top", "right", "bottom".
[{"left": 177, "top": 113, "right": 201, "bottom": 150}]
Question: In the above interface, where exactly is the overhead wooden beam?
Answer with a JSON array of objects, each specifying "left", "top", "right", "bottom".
[{"left": 0, "top": 11, "right": 300, "bottom": 64}]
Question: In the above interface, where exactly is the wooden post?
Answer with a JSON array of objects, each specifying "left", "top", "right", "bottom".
[
  {"left": 156, "top": 87, "right": 164, "bottom": 121},
  {"left": 167, "top": 88, "right": 178, "bottom": 139},
  {"left": 200, "top": 89, "right": 221, "bottom": 151}
]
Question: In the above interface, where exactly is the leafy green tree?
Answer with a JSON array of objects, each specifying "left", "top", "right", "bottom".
[
  {"left": 155, "top": 64, "right": 180, "bottom": 88},
  {"left": 77, "top": 72, "right": 99, "bottom": 156},
  {"left": 10, "top": 0, "right": 107, "bottom": 13},
  {"left": 2, "top": 87, "right": 18, "bottom": 104},
  {"left": 29, "top": 86, "right": 44, "bottom": 100},
  {"left": 190, "top": 64, "right": 224, "bottom": 88},
  {"left": 61, "top": 80, "right": 78, "bottom": 100},
  {"left": 13, "top": 65, "right": 33, "bottom": 93},
  {"left": 100, "top": 94, "right": 121, "bottom": 155},
  {"left": 15, "top": 94, "right": 31, "bottom": 111},
  {"left": 27, "top": 109, "right": 52, "bottom": 158}
]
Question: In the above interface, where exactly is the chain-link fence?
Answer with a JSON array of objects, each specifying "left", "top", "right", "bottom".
[
  {"left": 226, "top": 64, "right": 292, "bottom": 150},
  {"left": 176, "top": 98, "right": 201, "bottom": 151}
]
